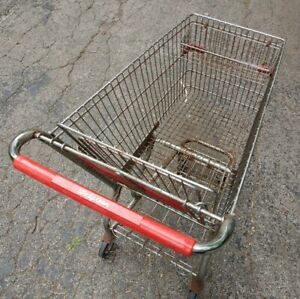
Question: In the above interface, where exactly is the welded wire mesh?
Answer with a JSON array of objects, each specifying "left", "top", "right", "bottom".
[{"left": 52, "top": 13, "right": 284, "bottom": 226}]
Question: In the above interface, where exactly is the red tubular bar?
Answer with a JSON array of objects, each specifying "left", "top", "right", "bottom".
[{"left": 13, "top": 155, "right": 196, "bottom": 256}]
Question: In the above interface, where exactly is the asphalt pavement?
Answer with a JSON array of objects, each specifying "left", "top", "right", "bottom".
[{"left": 0, "top": 0, "right": 299, "bottom": 298}]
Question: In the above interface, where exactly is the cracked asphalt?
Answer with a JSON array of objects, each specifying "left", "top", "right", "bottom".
[{"left": 0, "top": 0, "right": 299, "bottom": 298}]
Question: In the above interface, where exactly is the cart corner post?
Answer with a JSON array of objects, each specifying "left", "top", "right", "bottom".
[
  {"left": 9, "top": 130, "right": 38, "bottom": 161},
  {"left": 192, "top": 214, "right": 235, "bottom": 254}
]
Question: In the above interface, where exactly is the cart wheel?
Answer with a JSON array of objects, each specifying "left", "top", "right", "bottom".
[
  {"left": 98, "top": 241, "right": 113, "bottom": 258},
  {"left": 187, "top": 290, "right": 198, "bottom": 299}
]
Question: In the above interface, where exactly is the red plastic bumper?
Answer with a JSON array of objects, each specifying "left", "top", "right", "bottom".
[{"left": 14, "top": 155, "right": 196, "bottom": 256}]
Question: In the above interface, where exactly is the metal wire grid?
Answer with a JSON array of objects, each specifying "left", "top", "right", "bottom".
[
  {"left": 51, "top": 14, "right": 284, "bottom": 159},
  {"left": 58, "top": 128, "right": 225, "bottom": 222},
  {"left": 110, "top": 187, "right": 209, "bottom": 276},
  {"left": 53, "top": 17, "right": 191, "bottom": 156},
  {"left": 50, "top": 14, "right": 284, "bottom": 222},
  {"left": 183, "top": 16, "right": 282, "bottom": 72},
  {"left": 43, "top": 14, "right": 285, "bottom": 276},
  {"left": 146, "top": 138, "right": 236, "bottom": 217},
  {"left": 50, "top": 14, "right": 284, "bottom": 223}
]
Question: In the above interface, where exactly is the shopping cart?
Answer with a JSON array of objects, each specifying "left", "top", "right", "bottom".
[{"left": 9, "top": 14, "right": 284, "bottom": 298}]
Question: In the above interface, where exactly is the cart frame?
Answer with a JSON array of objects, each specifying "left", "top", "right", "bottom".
[{"left": 9, "top": 13, "right": 285, "bottom": 297}]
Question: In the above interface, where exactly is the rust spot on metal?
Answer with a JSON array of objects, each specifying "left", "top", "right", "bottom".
[
  {"left": 182, "top": 44, "right": 205, "bottom": 55},
  {"left": 257, "top": 64, "right": 273, "bottom": 76},
  {"left": 266, "top": 40, "right": 272, "bottom": 47},
  {"left": 180, "top": 138, "right": 236, "bottom": 168}
]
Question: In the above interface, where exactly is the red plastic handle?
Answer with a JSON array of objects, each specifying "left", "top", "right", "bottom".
[{"left": 13, "top": 155, "right": 196, "bottom": 256}]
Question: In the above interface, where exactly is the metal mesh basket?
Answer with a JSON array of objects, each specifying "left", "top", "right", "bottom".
[
  {"left": 52, "top": 14, "right": 284, "bottom": 220},
  {"left": 10, "top": 13, "right": 285, "bottom": 279}
]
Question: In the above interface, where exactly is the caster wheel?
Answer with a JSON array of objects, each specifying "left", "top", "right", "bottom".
[
  {"left": 98, "top": 241, "right": 113, "bottom": 258},
  {"left": 187, "top": 290, "right": 198, "bottom": 299}
]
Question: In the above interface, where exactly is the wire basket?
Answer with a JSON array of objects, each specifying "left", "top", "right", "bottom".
[
  {"left": 52, "top": 13, "right": 284, "bottom": 220},
  {"left": 10, "top": 13, "right": 285, "bottom": 295}
]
